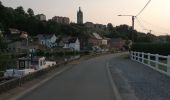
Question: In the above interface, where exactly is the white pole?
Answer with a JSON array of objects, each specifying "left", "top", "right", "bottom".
[
  {"left": 148, "top": 53, "right": 150, "bottom": 65},
  {"left": 142, "top": 52, "right": 144, "bottom": 63},
  {"left": 167, "top": 55, "right": 170, "bottom": 75},
  {"left": 134, "top": 51, "right": 136, "bottom": 61},
  {"left": 155, "top": 54, "right": 159, "bottom": 69}
]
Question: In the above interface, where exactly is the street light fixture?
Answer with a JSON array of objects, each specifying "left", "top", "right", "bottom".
[{"left": 118, "top": 14, "right": 136, "bottom": 41}]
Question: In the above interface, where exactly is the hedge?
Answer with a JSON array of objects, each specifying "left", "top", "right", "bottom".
[{"left": 131, "top": 43, "right": 170, "bottom": 56}]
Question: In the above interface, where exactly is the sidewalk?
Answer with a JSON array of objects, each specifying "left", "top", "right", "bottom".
[{"left": 109, "top": 53, "right": 170, "bottom": 100}]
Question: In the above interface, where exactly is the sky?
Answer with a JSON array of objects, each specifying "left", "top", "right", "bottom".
[{"left": 1, "top": 0, "right": 170, "bottom": 36}]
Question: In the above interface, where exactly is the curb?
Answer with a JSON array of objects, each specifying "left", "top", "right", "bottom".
[{"left": 106, "top": 62, "right": 122, "bottom": 100}]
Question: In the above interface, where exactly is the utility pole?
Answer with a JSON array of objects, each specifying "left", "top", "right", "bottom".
[
  {"left": 132, "top": 16, "right": 135, "bottom": 30},
  {"left": 118, "top": 15, "right": 136, "bottom": 41}
]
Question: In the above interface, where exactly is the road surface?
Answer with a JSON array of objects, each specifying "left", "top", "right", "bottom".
[
  {"left": 19, "top": 54, "right": 118, "bottom": 100},
  {"left": 109, "top": 53, "right": 170, "bottom": 100}
]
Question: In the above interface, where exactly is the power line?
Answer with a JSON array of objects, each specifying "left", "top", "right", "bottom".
[
  {"left": 135, "top": 17, "right": 147, "bottom": 30},
  {"left": 136, "top": 0, "right": 151, "bottom": 17},
  {"left": 139, "top": 18, "right": 170, "bottom": 32}
]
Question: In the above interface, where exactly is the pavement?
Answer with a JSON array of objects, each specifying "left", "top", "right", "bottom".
[
  {"left": 109, "top": 53, "right": 170, "bottom": 100},
  {"left": 18, "top": 54, "right": 119, "bottom": 100},
  {"left": 2, "top": 52, "right": 169, "bottom": 100}
]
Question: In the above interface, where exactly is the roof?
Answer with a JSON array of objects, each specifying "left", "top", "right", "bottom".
[
  {"left": 36, "top": 34, "right": 56, "bottom": 40},
  {"left": 45, "top": 34, "right": 55, "bottom": 39},
  {"left": 92, "top": 33, "right": 102, "bottom": 39},
  {"left": 111, "top": 38, "right": 125, "bottom": 42},
  {"left": 68, "top": 38, "right": 78, "bottom": 43}
]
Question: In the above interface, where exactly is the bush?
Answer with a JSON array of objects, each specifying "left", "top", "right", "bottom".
[
  {"left": 0, "top": 72, "right": 3, "bottom": 77},
  {"left": 131, "top": 43, "right": 170, "bottom": 56}
]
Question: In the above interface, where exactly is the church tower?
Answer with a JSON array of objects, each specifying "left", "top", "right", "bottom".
[{"left": 77, "top": 7, "right": 83, "bottom": 24}]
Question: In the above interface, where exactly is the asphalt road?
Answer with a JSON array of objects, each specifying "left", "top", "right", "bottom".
[{"left": 19, "top": 54, "right": 119, "bottom": 100}]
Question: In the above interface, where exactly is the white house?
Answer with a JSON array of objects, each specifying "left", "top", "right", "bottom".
[
  {"left": 37, "top": 34, "right": 57, "bottom": 48},
  {"left": 63, "top": 38, "right": 80, "bottom": 51}
]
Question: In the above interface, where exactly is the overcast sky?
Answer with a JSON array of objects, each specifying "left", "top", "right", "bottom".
[{"left": 1, "top": 0, "right": 170, "bottom": 35}]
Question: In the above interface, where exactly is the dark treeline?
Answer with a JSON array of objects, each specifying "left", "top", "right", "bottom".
[
  {"left": 0, "top": 1, "right": 157, "bottom": 43},
  {"left": 0, "top": 1, "right": 85, "bottom": 36}
]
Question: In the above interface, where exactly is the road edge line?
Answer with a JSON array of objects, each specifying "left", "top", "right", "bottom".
[
  {"left": 106, "top": 62, "right": 122, "bottom": 100},
  {"left": 12, "top": 65, "right": 73, "bottom": 100}
]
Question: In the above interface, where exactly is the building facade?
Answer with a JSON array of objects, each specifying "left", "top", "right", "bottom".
[
  {"left": 52, "top": 16, "right": 70, "bottom": 24},
  {"left": 37, "top": 34, "right": 57, "bottom": 48},
  {"left": 77, "top": 7, "right": 83, "bottom": 24},
  {"left": 36, "top": 14, "right": 46, "bottom": 21}
]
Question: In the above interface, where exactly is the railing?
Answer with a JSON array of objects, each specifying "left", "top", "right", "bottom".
[{"left": 130, "top": 51, "right": 170, "bottom": 77}]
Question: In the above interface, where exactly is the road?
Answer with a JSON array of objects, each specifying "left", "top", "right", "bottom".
[
  {"left": 19, "top": 54, "right": 119, "bottom": 100},
  {"left": 18, "top": 52, "right": 170, "bottom": 100}
]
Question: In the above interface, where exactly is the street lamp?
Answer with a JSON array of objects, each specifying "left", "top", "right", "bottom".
[
  {"left": 118, "top": 15, "right": 136, "bottom": 41},
  {"left": 118, "top": 15, "right": 135, "bottom": 30}
]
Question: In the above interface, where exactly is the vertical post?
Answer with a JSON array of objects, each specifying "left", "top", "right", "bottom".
[
  {"left": 132, "top": 16, "right": 135, "bottom": 30},
  {"left": 142, "top": 52, "right": 144, "bottom": 63},
  {"left": 27, "top": 38, "right": 29, "bottom": 69},
  {"left": 155, "top": 54, "right": 159, "bottom": 69},
  {"left": 132, "top": 16, "right": 135, "bottom": 42},
  {"left": 167, "top": 55, "right": 170, "bottom": 75},
  {"left": 148, "top": 53, "right": 150, "bottom": 65},
  {"left": 138, "top": 52, "right": 140, "bottom": 62},
  {"left": 134, "top": 52, "right": 136, "bottom": 61},
  {"left": 131, "top": 51, "right": 134, "bottom": 60},
  {"left": 131, "top": 51, "right": 133, "bottom": 60}
]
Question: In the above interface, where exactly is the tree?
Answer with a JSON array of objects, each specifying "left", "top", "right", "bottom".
[
  {"left": 107, "top": 23, "right": 114, "bottom": 31},
  {"left": 27, "top": 8, "right": 34, "bottom": 17},
  {"left": 15, "top": 6, "right": 25, "bottom": 15}
]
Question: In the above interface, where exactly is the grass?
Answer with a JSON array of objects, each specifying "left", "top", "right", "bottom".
[
  {"left": 158, "top": 64, "right": 167, "bottom": 72},
  {"left": 150, "top": 62, "right": 156, "bottom": 67},
  {"left": 0, "top": 72, "right": 4, "bottom": 77},
  {"left": 158, "top": 60, "right": 167, "bottom": 72},
  {"left": 121, "top": 54, "right": 130, "bottom": 59},
  {"left": 144, "top": 59, "right": 148, "bottom": 64},
  {"left": 142, "top": 59, "right": 168, "bottom": 72}
]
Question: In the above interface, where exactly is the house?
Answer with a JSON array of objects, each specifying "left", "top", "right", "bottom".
[
  {"left": 8, "top": 40, "right": 39, "bottom": 53},
  {"left": 88, "top": 33, "right": 103, "bottom": 51},
  {"left": 110, "top": 38, "right": 126, "bottom": 50},
  {"left": 37, "top": 34, "right": 57, "bottom": 48},
  {"left": 63, "top": 37, "right": 80, "bottom": 51}
]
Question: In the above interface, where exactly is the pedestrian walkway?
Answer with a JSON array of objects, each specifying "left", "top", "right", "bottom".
[{"left": 109, "top": 54, "right": 170, "bottom": 100}]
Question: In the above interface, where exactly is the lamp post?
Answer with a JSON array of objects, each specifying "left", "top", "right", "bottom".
[
  {"left": 20, "top": 32, "right": 29, "bottom": 68},
  {"left": 118, "top": 15, "right": 136, "bottom": 41}
]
